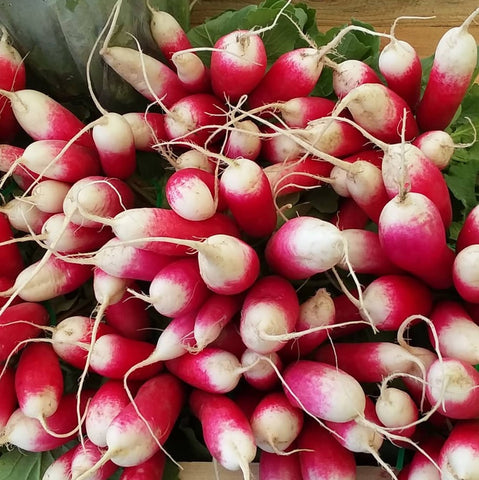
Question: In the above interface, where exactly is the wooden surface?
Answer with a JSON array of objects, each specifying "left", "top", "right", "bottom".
[{"left": 190, "top": 0, "right": 479, "bottom": 57}]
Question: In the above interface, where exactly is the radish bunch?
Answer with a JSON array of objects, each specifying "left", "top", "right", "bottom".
[{"left": 0, "top": 1, "right": 479, "bottom": 479}]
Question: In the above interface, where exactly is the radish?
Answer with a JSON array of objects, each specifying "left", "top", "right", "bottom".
[
  {"left": 332, "top": 197, "right": 370, "bottom": 230},
  {"left": 210, "top": 30, "right": 267, "bottom": 102},
  {"left": 122, "top": 112, "right": 166, "bottom": 152},
  {"left": 85, "top": 379, "right": 138, "bottom": 448},
  {"left": 400, "top": 435, "right": 443, "bottom": 480},
  {"left": 426, "top": 357, "right": 479, "bottom": 419},
  {"left": 0, "top": 390, "right": 94, "bottom": 452},
  {"left": 189, "top": 389, "right": 257, "bottom": 479},
  {"left": 171, "top": 50, "right": 211, "bottom": 93},
  {"left": 438, "top": 419, "right": 479, "bottom": 479},
  {"left": 241, "top": 349, "right": 283, "bottom": 391},
  {"left": 21, "top": 179, "right": 71, "bottom": 214},
  {"left": 412, "top": 130, "right": 456, "bottom": 170},
  {"left": 456, "top": 205, "right": 479, "bottom": 252},
  {"left": 259, "top": 449, "right": 302, "bottom": 480},
  {"left": 0, "top": 212, "right": 25, "bottom": 278},
  {"left": 146, "top": 256, "right": 210, "bottom": 317},
  {"left": 220, "top": 157, "right": 277, "bottom": 237},
  {"left": 42, "top": 444, "right": 77, "bottom": 480},
  {"left": 452, "top": 244, "right": 479, "bottom": 302},
  {"left": 0, "top": 302, "right": 49, "bottom": 362},
  {"left": 429, "top": 300, "right": 479, "bottom": 363},
  {"left": 70, "top": 439, "right": 118, "bottom": 480},
  {"left": 264, "top": 216, "right": 345, "bottom": 280},
  {"left": 250, "top": 391, "right": 304, "bottom": 454},
  {"left": 0, "top": 89, "right": 95, "bottom": 148},
  {"left": 119, "top": 451, "right": 166, "bottom": 480},
  {"left": 282, "top": 360, "right": 366, "bottom": 423},
  {"left": 165, "top": 347, "right": 245, "bottom": 393},
  {"left": 315, "top": 341, "right": 426, "bottom": 384},
  {"left": 331, "top": 59, "right": 383, "bottom": 99},
  {"left": 0, "top": 366, "right": 17, "bottom": 431},
  {"left": 378, "top": 192, "right": 455, "bottom": 290},
  {"left": 209, "top": 321, "right": 247, "bottom": 359},
  {"left": 278, "top": 96, "right": 335, "bottom": 128},
  {"left": 0, "top": 197, "right": 53, "bottom": 234},
  {"left": 416, "top": 8, "right": 479, "bottom": 131},
  {"left": 260, "top": 125, "right": 303, "bottom": 164},
  {"left": 223, "top": 119, "right": 262, "bottom": 161},
  {"left": 298, "top": 419, "right": 356, "bottom": 480},
  {"left": 174, "top": 149, "right": 215, "bottom": 172},
  {"left": 14, "top": 343, "right": 63, "bottom": 427},
  {"left": 331, "top": 83, "right": 419, "bottom": 143},
  {"left": 0, "top": 144, "right": 39, "bottom": 190},
  {"left": 378, "top": 17, "right": 423, "bottom": 109},
  {"left": 239, "top": 275, "right": 299, "bottom": 355}
]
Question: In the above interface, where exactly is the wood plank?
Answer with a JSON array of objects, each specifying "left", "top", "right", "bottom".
[{"left": 190, "top": 0, "right": 479, "bottom": 57}]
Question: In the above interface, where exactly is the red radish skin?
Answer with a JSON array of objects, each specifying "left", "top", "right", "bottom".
[
  {"left": 164, "top": 93, "right": 226, "bottom": 145},
  {"left": 119, "top": 451, "right": 166, "bottom": 480},
  {"left": 240, "top": 275, "right": 299, "bottom": 355},
  {"left": 0, "top": 144, "right": 39, "bottom": 190},
  {"left": 100, "top": 46, "right": 187, "bottom": 107},
  {"left": 279, "top": 96, "right": 336, "bottom": 128},
  {"left": 378, "top": 192, "right": 455, "bottom": 290},
  {"left": 122, "top": 112, "right": 166, "bottom": 152},
  {"left": 194, "top": 293, "right": 243, "bottom": 350},
  {"left": 426, "top": 357, "right": 479, "bottom": 419},
  {"left": 298, "top": 420, "right": 357, "bottom": 480},
  {"left": 265, "top": 216, "right": 345, "bottom": 280},
  {"left": 416, "top": 9, "right": 479, "bottom": 131},
  {"left": 172, "top": 51, "right": 211, "bottom": 94},
  {"left": 452, "top": 244, "right": 479, "bottom": 303},
  {"left": 223, "top": 120, "right": 262, "bottom": 161},
  {"left": 241, "top": 349, "right": 283, "bottom": 391},
  {"left": 165, "top": 347, "right": 244, "bottom": 393},
  {"left": 260, "top": 126, "right": 303, "bottom": 164},
  {"left": 86, "top": 380, "right": 137, "bottom": 448},
  {"left": 250, "top": 391, "right": 304, "bottom": 453},
  {"left": 15, "top": 343, "right": 63, "bottom": 422},
  {"left": 399, "top": 435, "right": 443, "bottom": 480},
  {"left": 429, "top": 300, "right": 479, "bottom": 363},
  {"left": 332, "top": 197, "right": 370, "bottom": 230},
  {"left": 0, "top": 89, "right": 95, "bottom": 148},
  {"left": 282, "top": 360, "right": 366, "bottom": 423},
  {"left": 412, "top": 130, "right": 455, "bottom": 170},
  {"left": 71, "top": 439, "right": 118, "bottom": 480},
  {"left": 189, "top": 389, "right": 257, "bottom": 477},
  {"left": 209, "top": 321, "right": 247, "bottom": 359},
  {"left": 108, "top": 207, "right": 240, "bottom": 256},
  {"left": 456, "top": 205, "right": 479, "bottom": 252},
  {"left": 379, "top": 37, "right": 422, "bottom": 109},
  {"left": 0, "top": 390, "right": 94, "bottom": 452},
  {"left": 220, "top": 157, "right": 277, "bottom": 238},
  {"left": 17, "top": 139, "right": 101, "bottom": 184},
  {"left": 332, "top": 83, "right": 419, "bottom": 143},
  {"left": 210, "top": 30, "right": 267, "bottom": 102},
  {"left": 0, "top": 302, "right": 49, "bottom": 362},
  {"left": 315, "top": 341, "right": 425, "bottom": 383},
  {"left": 259, "top": 449, "right": 302, "bottom": 480},
  {"left": 0, "top": 212, "right": 24, "bottom": 278},
  {"left": 0, "top": 278, "right": 20, "bottom": 308},
  {"left": 332, "top": 59, "right": 383, "bottom": 99},
  {"left": 148, "top": 257, "right": 210, "bottom": 317},
  {"left": 42, "top": 444, "right": 77, "bottom": 480},
  {"left": 0, "top": 367, "right": 17, "bottom": 430}
]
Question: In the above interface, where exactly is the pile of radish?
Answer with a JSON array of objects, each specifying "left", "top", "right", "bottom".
[{"left": 1, "top": 0, "right": 479, "bottom": 478}]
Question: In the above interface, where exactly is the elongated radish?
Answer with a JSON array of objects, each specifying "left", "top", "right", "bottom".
[
  {"left": 71, "top": 439, "right": 118, "bottom": 480},
  {"left": 279, "top": 96, "right": 335, "bottom": 128},
  {"left": 426, "top": 357, "right": 479, "bottom": 419},
  {"left": 15, "top": 343, "right": 63, "bottom": 425},
  {"left": 122, "top": 112, "right": 166, "bottom": 152},
  {"left": 85, "top": 380, "right": 138, "bottom": 448},
  {"left": 0, "top": 390, "right": 94, "bottom": 452},
  {"left": 283, "top": 359, "right": 366, "bottom": 423},
  {"left": 220, "top": 157, "right": 277, "bottom": 237},
  {"left": 241, "top": 349, "right": 283, "bottom": 391},
  {"left": 251, "top": 391, "right": 304, "bottom": 453},
  {"left": 0, "top": 89, "right": 95, "bottom": 148},
  {"left": 331, "top": 59, "right": 382, "bottom": 99},
  {"left": 171, "top": 50, "right": 211, "bottom": 93},
  {"left": 0, "top": 198, "right": 53, "bottom": 234},
  {"left": 332, "top": 83, "right": 419, "bottom": 143},
  {"left": 298, "top": 419, "right": 356, "bottom": 480},
  {"left": 119, "top": 451, "right": 166, "bottom": 480},
  {"left": 412, "top": 130, "right": 455, "bottom": 170},
  {"left": 378, "top": 192, "right": 455, "bottom": 289},
  {"left": 23, "top": 179, "right": 71, "bottom": 214},
  {"left": 240, "top": 275, "right": 299, "bottom": 354},
  {"left": 452, "top": 244, "right": 479, "bottom": 302},
  {"left": 190, "top": 389, "right": 257, "bottom": 479},
  {"left": 265, "top": 216, "right": 345, "bottom": 280},
  {"left": 259, "top": 449, "right": 302, "bottom": 480},
  {"left": 315, "top": 341, "right": 426, "bottom": 383},
  {"left": 0, "top": 212, "right": 24, "bottom": 278},
  {"left": 0, "top": 144, "right": 39, "bottom": 190},
  {"left": 194, "top": 293, "right": 243, "bottom": 350},
  {"left": 429, "top": 300, "right": 479, "bottom": 363},
  {"left": 416, "top": 8, "right": 479, "bottom": 131},
  {"left": 210, "top": 30, "right": 267, "bottom": 102},
  {"left": 223, "top": 119, "right": 262, "bottom": 161},
  {"left": 0, "top": 302, "right": 49, "bottom": 362}
]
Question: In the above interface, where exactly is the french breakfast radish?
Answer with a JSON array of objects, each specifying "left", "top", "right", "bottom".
[
  {"left": 279, "top": 96, "right": 335, "bottom": 128},
  {"left": 456, "top": 205, "right": 479, "bottom": 252},
  {"left": 171, "top": 50, "right": 211, "bottom": 93},
  {"left": 331, "top": 59, "right": 383, "bottom": 99},
  {"left": 223, "top": 119, "right": 262, "bottom": 161},
  {"left": 241, "top": 349, "right": 283, "bottom": 391},
  {"left": 119, "top": 451, "right": 166, "bottom": 480},
  {"left": 70, "top": 439, "right": 118, "bottom": 480},
  {"left": 452, "top": 244, "right": 479, "bottom": 302},
  {"left": 259, "top": 449, "right": 302, "bottom": 480},
  {"left": 412, "top": 130, "right": 456, "bottom": 170},
  {"left": 122, "top": 112, "right": 166, "bottom": 152}
]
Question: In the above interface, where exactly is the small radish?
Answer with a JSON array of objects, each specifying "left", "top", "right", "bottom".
[
  {"left": 240, "top": 275, "right": 299, "bottom": 355},
  {"left": 0, "top": 144, "right": 39, "bottom": 190},
  {"left": 171, "top": 50, "right": 211, "bottom": 93},
  {"left": 223, "top": 119, "right": 262, "bottom": 161},
  {"left": 210, "top": 30, "right": 267, "bottom": 102},
  {"left": 70, "top": 439, "right": 118, "bottom": 480},
  {"left": 259, "top": 449, "right": 302, "bottom": 480},
  {"left": 0, "top": 198, "right": 53, "bottom": 234},
  {"left": 456, "top": 205, "right": 479, "bottom": 252},
  {"left": 332, "top": 197, "right": 370, "bottom": 230},
  {"left": 265, "top": 216, "right": 345, "bottom": 280},
  {"left": 190, "top": 389, "right": 257, "bottom": 479},
  {"left": 22, "top": 179, "right": 71, "bottom": 214},
  {"left": 412, "top": 130, "right": 456, "bottom": 170},
  {"left": 260, "top": 125, "right": 304, "bottom": 165},
  {"left": 41, "top": 444, "right": 77, "bottom": 480},
  {"left": 122, "top": 112, "right": 166, "bottom": 152},
  {"left": 416, "top": 8, "right": 479, "bottom": 131},
  {"left": 279, "top": 96, "right": 336, "bottom": 128},
  {"left": 174, "top": 149, "right": 215, "bottom": 172},
  {"left": 452, "top": 244, "right": 479, "bottom": 303},
  {"left": 241, "top": 349, "right": 283, "bottom": 391}
]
